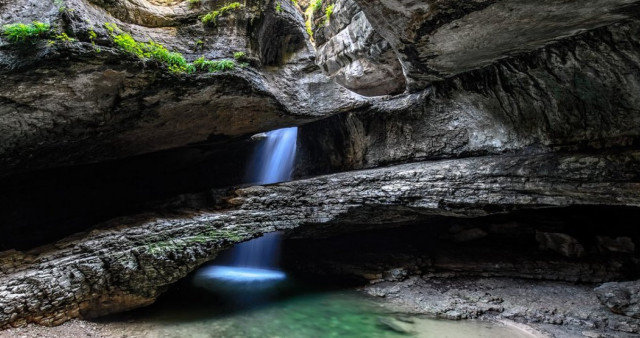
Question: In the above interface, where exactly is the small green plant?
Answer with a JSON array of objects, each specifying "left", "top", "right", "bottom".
[
  {"left": 233, "top": 51, "right": 246, "bottom": 60},
  {"left": 1, "top": 21, "right": 51, "bottom": 43},
  {"left": 275, "top": 1, "right": 282, "bottom": 13},
  {"left": 105, "top": 23, "right": 192, "bottom": 73},
  {"left": 104, "top": 22, "right": 118, "bottom": 34},
  {"left": 193, "top": 55, "right": 236, "bottom": 72},
  {"left": 211, "top": 59, "right": 236, "bottom": 71},
  {"left": 88, "top": 27, "right": 101, "bottom": 52},
  {"left": 324, "top": 4, "right": 334, "bottom": 25},
  {"left": 88, "top": 29, "right": 97, "bottom": 41},
  {"left": 195, "top": 39, "right": 204, "bottom": 50},
  {"left": 201, "top": 2, "right": 244, "bottom": 26},
  {"left": 193, "top": 55, "right": 209, "bottom": 70},
  {"left": 55, "top": 32, "right": 76, "bottom": 42},
  {"left": 103, "top": 23, "right": 237, "bottom": 74},
  {"left": 312, "top": 0, "right": 322, "bottom": 13},
  {"left": 188, "top": 0, "right": 201, "bottom": 8}
]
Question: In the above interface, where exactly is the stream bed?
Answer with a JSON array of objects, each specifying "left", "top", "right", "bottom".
[{"left": 95, "top": 286, "right": 536, "bottom": 338}]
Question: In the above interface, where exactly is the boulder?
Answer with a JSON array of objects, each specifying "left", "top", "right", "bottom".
[{"left": 595, "top": 281, "right": 640, "bottom": 319}]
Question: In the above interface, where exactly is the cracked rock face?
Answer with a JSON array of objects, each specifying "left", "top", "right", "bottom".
[
  {"left": 1, "top": 0, "right": 640, "bottom": 333},
  {"left": 595, "top": 281, "right": 640, "bottom": 319},
  {"left": 342, "top": 0, "right": 640, "bottom": 91},
  {"left": 313, "top": 0, "right": 406, "bottom": 96},
  {"left": 298, "top": 20, "right": 640, "bottom": 175},
  {"left": 0, "top": 0, "right": 367, "bottom": 175},
  {"left": 0, "top": 149, "right": 639, "bottom": 328}
]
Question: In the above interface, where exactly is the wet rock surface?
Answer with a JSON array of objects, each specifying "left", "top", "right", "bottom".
[
  {"left": 298, "top": 20, "right": 640, "bottom": 175},
  {"left": 350, "top": 0, "right": 640, "bottom": 91},
  {"left": 313, "top": 0, "right": 406, "bottom": 96},
  {"left": 1, "top": 0, "right": 640, "bottom": 335},
  {"left": 0, "top": 149, "right": 639, "bottom": 328},
  {"left": 364, "top": 277, "right": 640, "bottom": 337},
  {"left": 0, "top": 0, "right": 366, "bottom": 175},
  {"left": 595, "top": 281, "right": 640, "bottom": 319}
]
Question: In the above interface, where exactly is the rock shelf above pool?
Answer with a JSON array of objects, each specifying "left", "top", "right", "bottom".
[{"left": 0, "top": 149, "right": 638, "bottom": 328}]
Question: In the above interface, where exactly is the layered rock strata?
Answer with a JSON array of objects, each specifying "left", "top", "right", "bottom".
[
  {"left": 351, "top": 0, "right": 640, "bottom": 91},
  {"left": 299, "top": 20, "right": 640, "bottom": 175},
  {"left": 0, "top": 0, "right": 366, "bottom": 175},
  {"left": 0, "top": 149, "right": 639, "bottom": 328}
]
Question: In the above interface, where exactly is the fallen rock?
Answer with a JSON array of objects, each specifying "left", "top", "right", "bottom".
[{"left": 595, "top": 281, "right": 640, "bottom": 319}]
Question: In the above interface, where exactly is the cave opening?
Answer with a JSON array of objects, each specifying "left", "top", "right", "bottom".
[
  {"left": 92, "top": 205, "right": 640, "bottom": 337},
  {"left": 1, "top": 0, "right": 640, "bottom": 335}
]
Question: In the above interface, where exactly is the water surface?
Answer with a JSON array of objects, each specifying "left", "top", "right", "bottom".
[{"left": 99, "top": 289, "right": 535, "bottom": 338}]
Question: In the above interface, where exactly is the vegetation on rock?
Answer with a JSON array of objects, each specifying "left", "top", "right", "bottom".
[
  {"left": 312, "top": 0, "right": 323, "bottom": 13},
  {"left": 193, "top": 56, "right": 236, "bottom": 72},
  {"left": 104, "top": 23, "right": 238, "bottom": 74},
  {"left": 1, "top": 21, "right": 50, "bottom": 43},
  {"left": 105, "top": 23, "right": 194, "bottom": 73},
  {"left": 233, "top": 51, "right": 246, "bottom": 60},
  {"left": 47, "top": 32, "right": 76, "bottom": 47},
  {"left": 201, "top": 2, "right": 244, "bottom": 26},
  {"left": 304, "top": 0, "right": 325, "bottom": 39},
  {"left": 324, "top": 4, "right": 334, "bottom": 25},
  {"left": 147, "top": 230, "right": 245, "bottom": 255},
  {"left": 305, "top": 6, "right": 315, "bottom": 38}
]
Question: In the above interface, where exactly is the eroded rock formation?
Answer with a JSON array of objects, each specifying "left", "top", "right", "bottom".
[
  {"left": 1, "top": 150, "right": 639, "bottom": 328},
  {"left": 0, "top": 0, "right": 366, "bottom": 175},
  {"left": 298, "top": 20, "right": 640, "bottom": 174},
  {"left": 349, "top": 0, "right": 640, "bottom": 91},
  {"left": 1, "top": 0, "right": 640, "bottom": 335}
]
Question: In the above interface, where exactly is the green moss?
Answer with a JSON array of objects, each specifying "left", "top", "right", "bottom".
[
  {"left": 88, "top": 28, "right": 101, "bottom": 52},
  {"left": 146, "top": 230, "right": 246, "bottom": 255},
  {"left": 201, "top": 2, "right": 244, "bottom": 26},
  {"left": 275, "top": 1, "right": 282, "bottom": 13},
  {"left": 312, "top": 0, "right": 322, "bottom": 13},
  {"left": 324, "top": 4, "right": 334, "bottom": 25},
  {"left": 104, "top": 22, "right": 118, "bottom": 34},
  {"left": 55, "top": 32, "right": 76, "bottom": 43},
  {"left": 1, "top": 21, "right": 51, "bottom": 43},
  {"left": 195, "top": 39, "right": 204, "bottom": 50},
  {"left": 105, "top": 23, "right": 192, "bottom": 73},
  {"left": 304, "top": 5, "right": 314, "bottom": 39},
  {"left": 103, "top": 23, "right": 238, "bottom": 74},
  {"left": 188, "top": 0, "right": 201, "bottom": 8},
  {"left": 54, "top": 0, "right": 66, "bottom": 12},
  {"left": 233, "top": 51, "right": 246, "bottom": 60}
]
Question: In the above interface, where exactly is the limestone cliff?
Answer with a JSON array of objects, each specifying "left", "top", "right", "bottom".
[{"left": 0, "top": 0, "right": 639, "bottom": 334}]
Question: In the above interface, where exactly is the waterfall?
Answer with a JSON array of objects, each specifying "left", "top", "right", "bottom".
[
  {"left": 194, "top": 127, "right": 297, "bottom": 287},
  {"left": 248, "top": 126, "right": 298, "bottom": 185}
]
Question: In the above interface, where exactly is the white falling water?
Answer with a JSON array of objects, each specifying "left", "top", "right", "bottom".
[
  {"left": 249, "top": 127, "right": 298, "bottom": 185},
  {"left": 195, "top": 127, "right": 298, "bottom": 286}
]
